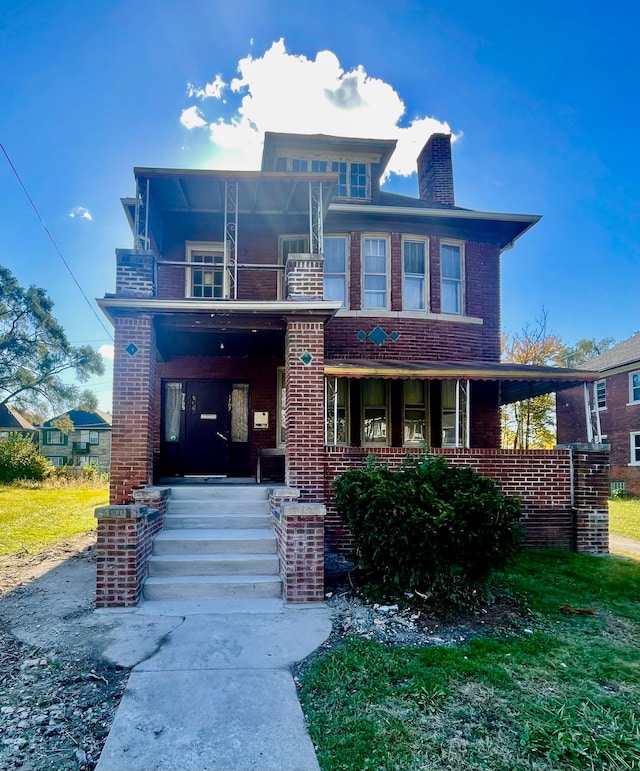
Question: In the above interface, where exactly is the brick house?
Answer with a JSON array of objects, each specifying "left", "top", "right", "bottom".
[
  {"left": 95, "top": 131, "right": 608, "bottom": 607},
  {"left": 557, "top": 331, "right": 640, "bottom": 496},
  {"left": 41, "top": 409, "right": 112, "bottom": 472}
]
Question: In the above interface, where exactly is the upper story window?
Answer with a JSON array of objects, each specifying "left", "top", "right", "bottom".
[
  {"left": 186, "top": 242, "right": 225, "bottom": 299},
  {"left": 362, "top": 236, "right": 388, "bottom": 310},
  {"left": 630, "top": 372, "right": 640, "bottom": 404},
  {"left": 274, "top": 157, "right": 369, "bottom": 199},
  {"left": 323, "top": 236, "right": 348, "bottom": 307},
  {"left": 44, "top": 429, "right": 66, "bottom": 446},
  {"left": 596, "top": 380, "right": 606, "bottom": 410},
  {"left": 403, "top": 238, "right": 428, "bottom": 310},
  {"left": 78, "top": 430, "right": 99, "bottom": 445},
  {"left": 440, "top": 242, "right": 464, "bottom": 314}
]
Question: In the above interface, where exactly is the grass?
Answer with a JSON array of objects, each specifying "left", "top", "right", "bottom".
[
  {"left": 299, "top": 551, "right": 640, "bottom": 771},
  {"left": 609, "top": 497, "right": 640, "bottom": 541},
  {"left": 0, "top": 482, "right": 107, "bottom": 556}
]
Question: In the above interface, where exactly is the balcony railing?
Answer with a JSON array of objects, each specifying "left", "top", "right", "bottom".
[{"left": 72, "top": 442, "right": 90, "bottom": 453}]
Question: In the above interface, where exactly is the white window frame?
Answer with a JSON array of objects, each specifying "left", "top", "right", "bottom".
[
  {"left": 185, "top": 241, "right": 227, "bottom": 299},
  {"left": 276, "top": 367, "right": 286, "bottom": 449},
  {"left": 630, "top": 432, "right": 640, "bottom": 466},
  {"left": 46, "top": 456, "right": 66, "bottom": 467},
  {"left": 596, "top": 380, "right": 606, "bottom": 410},
  {"left": 402, "top": 236, "right": 429, "bottom": 311},
  {"left": 45, "top": 429, "right": 65, "bottom": 445},
  {"left": 629, "top": 371, "right": 640, "bottom": 405},
  {"left": 78, "top": 429, "right": 99, "bottom": 445},
  {"left": 362, "top": 379, "right": 389, "bottom": 446},
  {"left": 278, "top": 235, "right": 310, "bottom": 300},
  {"left": 362, "top": 235, "right": 390, "bottom": 310},
  {"left": 323, "top": 235, "right": 349, "bottom": 308},
  {"left": 325, "top": 376, "right": 350, "bottom": 446},
  {"left": 440, "top": 240, "right": 465, "bottom": 315},
  {"left": 441, "top": 379, "right": 470, "bottom": 448},
  {"left": 274, "top": 157, "right": 370, "bottom": 199}
]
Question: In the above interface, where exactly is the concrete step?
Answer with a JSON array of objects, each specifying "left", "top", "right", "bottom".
[
  {"left": 148, "top": 553, "right": 280, "bottom": 577},
  {"left": 143, "top": 575, "right": 282, "bottom": 601},
  {"left": 166, "top": 500, "right": 270, "bottom": 515},
  {"left": 163, "top": 513, "right": 271, "bottom": 530},
  {"left": 152, "top": 529, "right": 277, "bottom": 555},
  {"left": 165, "top": 485, "right": 268, "bottom": 501}
]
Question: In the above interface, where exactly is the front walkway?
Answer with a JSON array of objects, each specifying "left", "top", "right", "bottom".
[
  {"left": 95, "top": 599, "right": 331, "bottom": 771},
  {"left": 609, "top": 534, "right": 640, "bottom": 559}
]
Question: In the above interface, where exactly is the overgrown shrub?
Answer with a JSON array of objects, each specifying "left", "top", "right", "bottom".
[
  {"left": 333, "top": 453, "right": 523, "bottom": 601},
  {"left": 0, "top": 434, "right": 50, "bottom": 483}
]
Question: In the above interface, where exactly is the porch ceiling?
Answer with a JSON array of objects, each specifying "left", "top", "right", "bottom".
[{"left": 324, "top": 359, "right": 600, "bottom": 405}]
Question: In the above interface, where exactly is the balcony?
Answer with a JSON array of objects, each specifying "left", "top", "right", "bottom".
[{"left": 72, "top": 442, "right": 90, "bottom": 453}]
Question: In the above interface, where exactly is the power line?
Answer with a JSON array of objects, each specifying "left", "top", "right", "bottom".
[{"left": 1, "top": 143, "right": 114, "bottom": 342}]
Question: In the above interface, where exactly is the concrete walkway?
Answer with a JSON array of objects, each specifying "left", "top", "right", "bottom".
[
  {"left": 609, "top": 534, "right": 640, "bottom": 557},
  {"left": 95, "top": 599, "right": 332, "bottom": 771}
]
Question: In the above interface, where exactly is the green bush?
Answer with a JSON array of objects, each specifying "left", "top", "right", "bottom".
[
  {"left": 0, "top": 434, "right": 50, "bottom": 483},
  {"left": 333, "top": 453, "right": 523, "bottom": 601}
]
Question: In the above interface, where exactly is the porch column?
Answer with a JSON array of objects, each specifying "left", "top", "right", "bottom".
[
  {"left": 285, "top": 319, "right": 325, "bottom": 501},
  {"left": 109, "top": 312, "right": 156, "bottom": 504}
]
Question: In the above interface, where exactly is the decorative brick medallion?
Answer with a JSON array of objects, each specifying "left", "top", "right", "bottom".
[
  {"left": 356, "top": 326, "right": 400, "bottom": 346},
  {"left": 299, "top": 350, "right": 314, "bottom": 366},
  {"left": 125, "top": 342, "right": 139, "bottom": 357}
]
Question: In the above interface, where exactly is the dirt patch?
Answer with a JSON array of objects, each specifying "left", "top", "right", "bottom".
[{"left": 0, "top": 536, "right": 130, "bottom": 771}]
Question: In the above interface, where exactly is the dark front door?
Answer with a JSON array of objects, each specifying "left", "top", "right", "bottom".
[
  {"left": 161, "top": 380, "right": 232, "bottom": 477},
  {"left": 184, "top": 380, "right": 231, "bottom": 475}
]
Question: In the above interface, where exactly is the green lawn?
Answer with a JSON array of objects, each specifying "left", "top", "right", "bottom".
[
  {"left": 300, "top": 551, "right": 640, "bottom": 771},
  {"left": 0, "top": 484, "right": 108, "bottom": 556},
  {"left": 609, "top": 497, "right": 640, "bottom": 541}
]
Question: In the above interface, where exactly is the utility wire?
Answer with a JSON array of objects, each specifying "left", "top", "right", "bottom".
[{"left": 1, "top": 143, "right": 114, "bottom": 341}]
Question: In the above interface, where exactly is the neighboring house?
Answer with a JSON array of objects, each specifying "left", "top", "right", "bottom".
[
  {"left": 40, "top": 409, "right": 112, "bottom": 472},
  {"left": 0, "top": 403, "right": 38, "bottom": 440},
  {"left": 96, "top": 131, "right": 608, "bottom": 607},
  {"left": 557, "top": 331, "right": 640, "bottom": 496}
]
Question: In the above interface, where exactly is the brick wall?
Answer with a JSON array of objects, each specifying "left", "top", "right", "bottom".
[
  {"left": 285, "top": 320, "right": 325, "bottom": 500},
  {"left": 574, "top": 449, "right": 609, "bottom": 553},
  {"left": 115, "top": 250, "right": 156, "bottom": 297},
  {"left": 269, "top": 488, "right": 325, "bottom": 602},
  {"left": 323, "top": 446, "right": 608, "bottom": 554},
  {"left": 110, "top": 314, "right": 156, "bottom": 504},
  {"left": 285, "top": 254, "right": 324, "bottom": 300}
]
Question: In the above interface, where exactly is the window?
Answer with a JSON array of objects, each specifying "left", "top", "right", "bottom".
[
  {"left": 291, "top": 158, "right": 308, "bottom": 171},
  {"left": 323, "top": 236, "right": 348, "bottom": 306},
  {"left": 269, "top": 157, "right": 369, "bottom": 198},
  {"left": 350, "top": 163, "right": 367, "bottom": 198},
  {"left": 596, "top": 380, "right": 606, "bottom": 410},
  {"left": 78, "top": 430, "right": 99, "bottom": 445},
  {"left": 325, "top": 377, "right": 349, "bottom": 445},
  {"left": 279, "top": 236, "right": 309, "bottom": 298},
  {"left": 631, "top": 432, "right": 640, "bottom": 465},
  {"left": 441, "top": 380, "right": 469, "bottom": 447},
  {"left": 403, "top": 238, "right": 428, "bottom": 310},
  {"left": 331, "top": 161, "right": 348, "bottom": 196},
  {"left": 311, "top": 160, "right": 328, "bottom": 172},
  {"left": 363, "top": 379, "right": 388, "bottom": 444},
  {"left": 44, "top": 429, "right": 66, "bottom": 445},
  {"left": 77, "top": 456, "right": 99, "bottom": 467},
  {"left": 186, "top": 243, "right": 225, "bottom": 299},
  {"left": 440, "top": 242, "right": 464, "bottom": 314},
  {"left": 404, "top": 380, "right": 428, "bottom": 446},
  {"left": 630, "top": 372, "right": 640, "bottom": 404},
  {"left": 277, "top": 368, "right": 286, "bottom": 448},
  {"left": 46, "top": 456, "right": 66, "bottom": 467},
  {"left": 363, "top": 237, "right": 388, "bottom": 309}
]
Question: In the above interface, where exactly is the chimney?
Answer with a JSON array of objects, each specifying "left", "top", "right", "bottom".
[{"left": 417, "top": 133, "right": 454, "bottom": 205}]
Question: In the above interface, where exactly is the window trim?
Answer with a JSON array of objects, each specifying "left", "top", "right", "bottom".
[
  {"left": 440, "top": 240, "right": 465, "bottom": 315},
  {"left": 325, "top": 376, "right": 350, "bottom": 446},
  {"left": 596, "top": 379, "right": 606, "bottom": 410},
  {"left": 402, "top": 235, "right": 429, "bottom": 312},
  {"left": 361, "top": 234, "right": 390, "bottom": 311},
  {"left": 46, "top": 456, "right": 66, "bottom": 467},
  {"left": 275, "top": 156, "right": 371, "bottom": 199},
  {"left": 629, "top": 371, "right": 640, "bottom": 405},
  {"left": 185, "top": 241, "right": 227, "bottom": 300},
  {"left": 276, "top": 367, "right": 286, "bottom": 449},
  {"left": 323, "top": 234, "right": 349, "bottom": 308},
  {"left": 44, "top": 429, "right": 66, "bottom": 446},
  {"left": 403, "top": 379, "right": 429, "bottom": 447},
  {"left": 278, "top": 234, "right": 310, "bottom": 300},
  {"left": 630, "top": 431, "right": 640, "bottom": 466}
]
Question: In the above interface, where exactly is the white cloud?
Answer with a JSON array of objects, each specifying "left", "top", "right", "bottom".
[
  {"left": 187, "top": 75, "right": 225, "bottom": 100},
  {"left": 180, "top": 39, "right": 456, "bottom": 177},
  {"left": 69, "top": 206, "right": 93, "bottom": 221},
  {"left": 99, "top": 344, "right": 114, "bottom": 360},
  {"left": 180, "top": 105, "right": 207, "bottom": 129}
]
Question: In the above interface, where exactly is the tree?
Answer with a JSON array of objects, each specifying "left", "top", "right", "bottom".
[
  {"left": 501, "top": 311, "right": 564, "bottom": 450},
  {"left": 0, "top": 266, "right": 104, "bottom": 414},
  {"left": 558, "top": 337, "right": 615, "bottom": 368}
]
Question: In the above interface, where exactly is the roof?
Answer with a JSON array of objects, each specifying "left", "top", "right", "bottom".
[
  {"left": 0, "top": 403, "right": 37, "bottom": 431},
  {"left": 43, "top": 409, "right": 112, "bottom": 429},
  {"left": 577, "top": 331, "right": 640, "bottom": 372},
  {"left": 324, "top": 359, "right": 599, "bottom": 405}
]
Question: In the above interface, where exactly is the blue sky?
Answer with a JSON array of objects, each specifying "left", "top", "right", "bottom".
[{"left": 2, "top": 0, "right": 639, "bottom": 414}]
